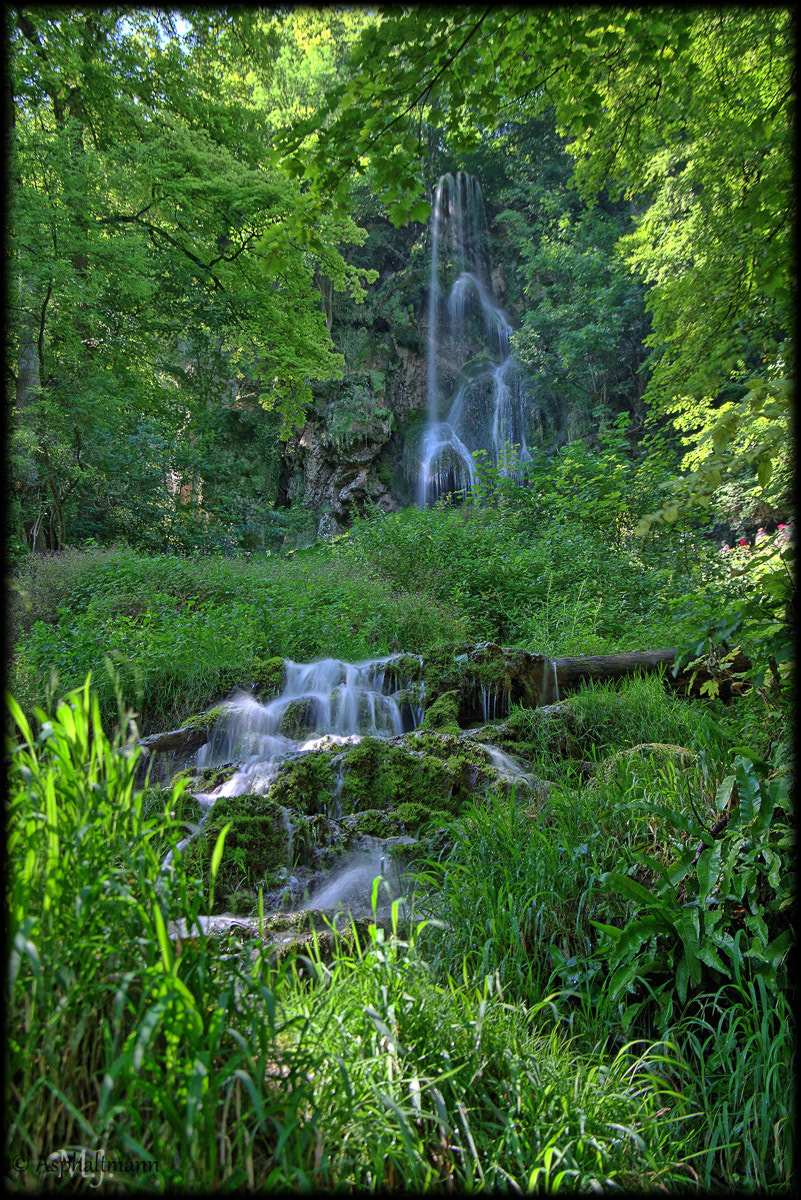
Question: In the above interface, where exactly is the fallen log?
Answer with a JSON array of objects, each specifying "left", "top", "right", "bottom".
[
  {"left": 456, "top": 643, "right": 751, "bottom": 722},
  {"left": 552, "top": 648, "right": 751, "bottom": 700}
]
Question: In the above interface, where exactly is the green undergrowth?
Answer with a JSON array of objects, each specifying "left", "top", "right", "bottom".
[
  {"left": 8, "top": 681, "right": 710, "bottom": 1192},
  {"left": 8, "top": 542, "right": 470, "bottom": 732},
  {"left": 412, "top": 686, "right": 794, "bottom": 1190},
  {"left": 7, "top": 490, "right": 748, "bottom": 733},
  {"left": 7, "top": 672, "right": 794, "bottom": 1191}
]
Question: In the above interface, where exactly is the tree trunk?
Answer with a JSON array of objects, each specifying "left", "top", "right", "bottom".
[{"left": 552, "top": 649, "right": 750, "bottom": 700}]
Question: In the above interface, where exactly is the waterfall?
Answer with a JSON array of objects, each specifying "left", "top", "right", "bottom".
[
  {"left": 418, "top": 170, "right": 533, "bottom": 506},
  {"left": 195, "top": 654, "right": 423, "bottom": 801}
]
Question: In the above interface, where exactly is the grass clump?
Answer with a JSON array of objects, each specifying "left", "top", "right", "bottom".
[{"left": 567, "top": 673, "right": 701, "bottom": 756}]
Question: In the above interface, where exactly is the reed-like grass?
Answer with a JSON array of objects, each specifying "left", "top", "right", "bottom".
[{"left": 7, "top": 682, "right": 711, "bottom": 1191}]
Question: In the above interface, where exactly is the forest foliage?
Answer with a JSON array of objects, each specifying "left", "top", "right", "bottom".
[
  {"left": 4, "top": 8, "right": 795, "bottom": 1193},
  {"left": 6, "top": 6, "right": 793, "bottom": 559}
]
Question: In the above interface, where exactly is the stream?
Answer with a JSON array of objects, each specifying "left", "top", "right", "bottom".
[{"left": 159, "top": 652, "right": 533, "bottom": 936}]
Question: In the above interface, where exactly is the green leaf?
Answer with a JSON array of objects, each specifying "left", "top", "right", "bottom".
[
  {"left": 210, "top": 821, "right": 232, "bottom": 885},
  {"left": 696, "top": 842, "right": 722, "bottom": 905},
  {"left": 696, "top": 942, "right": 727, "bottom": 973},
  {"left": 615, "top": 913, "right": 672, "bottom": 958},
  {"left": 675, "top": 952, "right": 689, "bottom": 1003},
  {"left": 734, "top": 758, "right": 761, "bottom": 826},
  {"left": 715, "top": 775, "right": 735, "bottom": 813},
  {"left": 602, "top": 871, "right": 663, "bottom": 909},
  {"left": 757, "top": 456, "right": 773, "bottom": 487},
  {"left": 152, "top": 902, "right": 174, "bottom": 974}
]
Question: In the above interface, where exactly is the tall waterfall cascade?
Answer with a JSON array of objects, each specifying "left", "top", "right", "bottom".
[{"left": 418, "top": 170, "right": 535, "bottom": 506}]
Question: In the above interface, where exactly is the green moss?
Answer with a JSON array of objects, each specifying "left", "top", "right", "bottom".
[
  {"left": 269, "top": 749, "right": 338, "bottom": 815},
  {"left": 348, "top": 802, "right": 442, "bottom": 837},
  {"left": 182, "top": 704, "right": 228, "bottom": 733},
  {"left": 385, "top": 653, "right": 424, "bottom": 687},
  {"left": 394, "top": 800, "right": 445, "bottom": 829},
  {"left": 181, "top": 793, "right": 291, "bottom": 912},
  {"left": 421, "top": 646, "right": 466, "bottom": 701},
  {"left": 337, "top": 731, "right": 495, "bottom": 817},
  {"left": 172, "top": 763, "right": 237, "bottom": 792},
  {"left": 253, "top": 656, "right": 286, "bottom": 696},
  {"left": 351, "top": 808, "right": 396, "bottom": 837},
  {"left": 278, "top": 697, "right": 317, "bottom": 738},
  {"left": 420, "top": 689, "right": 462, "bottom": 734}
]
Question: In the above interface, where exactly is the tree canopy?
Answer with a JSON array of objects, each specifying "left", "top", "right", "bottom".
[
  {"left": 6, "top": 6, "right": 793, "bottom": 554},
  {"left": 277, "top": 6, "right": 793, "bottom": 516},
  {"left": 7, "top": 6, "right": 374, "bottom": 550}
]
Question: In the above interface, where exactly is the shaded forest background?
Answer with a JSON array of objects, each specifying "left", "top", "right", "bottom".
[{"left": 7, "top": 7, "right": 792, "bottom": 558}]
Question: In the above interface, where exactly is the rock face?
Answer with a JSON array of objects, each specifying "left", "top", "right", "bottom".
[{"left": 285, "top": 414, "right": 400, "bottom": 536}]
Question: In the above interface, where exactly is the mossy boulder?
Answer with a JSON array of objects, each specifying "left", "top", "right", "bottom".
[
  {"left": 269, "top": 747, "right": 339, "bottom": 815},
  {"left": 336, "top": 732, "right": 497, "bottom": 817},
  {"left": 171, "top": 910, "right": 383, "bottom": 964},
  {"left": 384, "top": 654, "right": 424, "bottom": 689},
  {"left": 417, "top": 644, "right": 562, "bottom": 728},
  {"left": 181, "top": 793, "right": 292, "bottom": 912},
  {"left": 348, "top": 801, "right": 446, "bottom": 838},
  {"left": 480, "top": 702, "right": 581, "bottom": 763},
  {"left": 420, "top": 689, "right": 462, "bottom": 734},
  {"left": 278, "top": 697, "right": 318, "bottom": 738},
  {"left": 172, "top": 762, "right": 237, "bottom": 792},
  {"left": 253, "top": 656, "right": 286, "bottom": 696}
]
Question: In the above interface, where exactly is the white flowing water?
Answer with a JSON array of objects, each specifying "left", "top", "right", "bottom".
[
  {"left": 164, "top": 652, "right": 538, "bottom": 920},
  {"left": 196, "top": 654, "right": 422, "bottom": 799},
  {"left": 418, "top": 170, "right": 534, "bottom": 506},
  {"left": 175, "top": 654, "right": 425, "bottom": 916}
]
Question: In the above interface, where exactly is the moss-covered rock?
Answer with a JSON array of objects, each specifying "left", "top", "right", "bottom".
[
  {"left": 348, "top": 808, "right": 397, "bottom": 837},
  {"left": 181, "top": 793, "right": 292, "bottom": 912},
  {"left": 139, "top": 704, "right": 228, "bottom": 758},
  {"left": 420, "top": 689, "right": 462, "bottom": 734},
  {"left": 182, "top": 724, "right": 529, "bottom": 910},
  {"left": 253, "top": 655, "right": 286, "bottom": 697},
  {"left": 269, "top": 748, "right": 339, "bottom": 815},
  {"left": 481, "top": 702, "right": 581, "bottom": 763},
  {"left": 384, "top": 653, "right": 424, "bottom": 688},
  {"left": 278, "top": 696, "right": 318, "bottom": 738},
  {"left": 172, "top": 762, "right": 237, "bottom": 792},
  {"left": 346, "top": 801, "right": 445, "bottom": 838},
  {"left": 260, "top": 910, "right": 380, "bottom": 965},
  {"left": 335, "top": 731, "right": 498, "bottom": 816}
]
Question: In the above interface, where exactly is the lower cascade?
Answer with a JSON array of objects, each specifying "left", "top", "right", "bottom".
[
  {"left": 196, "top": 654, "right": 424, "bottom": 798},
  {"left": 158, "top": 651, "right": 536, "bottom": 926}
]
